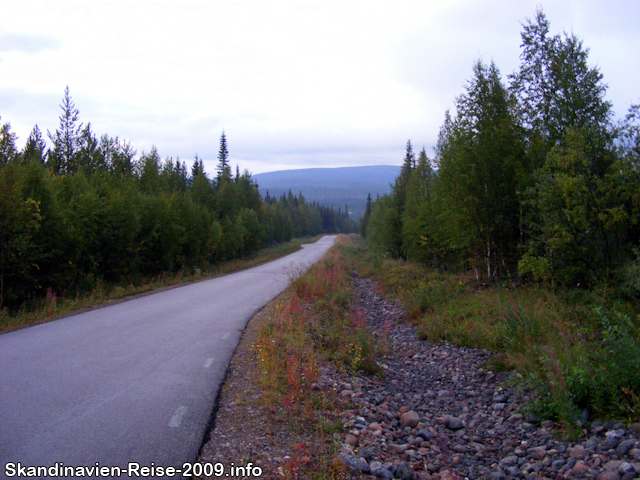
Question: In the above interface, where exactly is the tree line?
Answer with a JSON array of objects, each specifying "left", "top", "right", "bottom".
[
  {"left": 0, "top": 89, "right": 356, "bottom": 309},
  {"left": 362, "top": 9, "right": 640, "bottom": 290}
]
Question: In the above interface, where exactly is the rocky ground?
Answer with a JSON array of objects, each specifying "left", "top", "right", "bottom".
[{"left": 198, "top": 277, "right": 640, "bottom": 480}]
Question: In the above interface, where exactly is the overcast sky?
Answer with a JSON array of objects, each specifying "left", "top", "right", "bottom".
[{"left": 1, "top": 1, "right": 638, "bottom": 175}]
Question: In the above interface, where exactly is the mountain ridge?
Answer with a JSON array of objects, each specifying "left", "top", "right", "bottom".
[{"left": 253, "top": 165, "right": 401, "bottom": 220}]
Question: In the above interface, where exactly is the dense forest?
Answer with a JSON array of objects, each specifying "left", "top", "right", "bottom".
[
  {"left": 0, "top": 91, "right": 356, "bottom": 310},
  {"left": 362, "top": 9, "right": 640, "bottom": 291}
]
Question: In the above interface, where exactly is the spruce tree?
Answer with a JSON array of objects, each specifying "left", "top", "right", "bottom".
[
  {"left": 216, "top": 131, "right": 230, "bottom": 181},
  {"left": 22, "top": 125, "right": 47, "bottom": 165}
]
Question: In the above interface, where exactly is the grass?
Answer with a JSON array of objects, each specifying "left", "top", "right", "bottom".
[
  {"left": 249, "top": 234, "right": 382, "bottom": 479},
  {"left": 0, "top": 236, "right": 321, "bottom": 334},
  {"left": 339, "top": 234, "right": 640, "bottom": 429}
]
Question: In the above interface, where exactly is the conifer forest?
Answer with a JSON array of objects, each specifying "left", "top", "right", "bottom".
[{"left": 0, "top": 90, "right": 356, "bottom": 310}]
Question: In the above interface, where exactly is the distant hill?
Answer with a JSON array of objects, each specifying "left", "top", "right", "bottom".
[{"left": 253, "top": 165, "right": 401, "bottom": 220}]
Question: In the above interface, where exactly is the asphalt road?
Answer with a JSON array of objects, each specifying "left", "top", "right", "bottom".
[{"left": 0, "top": 236, "right": 337, "bottom": 479}]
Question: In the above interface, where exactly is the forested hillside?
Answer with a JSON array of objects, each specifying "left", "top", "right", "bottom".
[
  {"left": 363, "top": 9, "right": 640, "bottom": 290},
  {"left": 254, "top": 165, "right": 401, "bottom": 220},
  {"left": 0, "top": 90, "right": 356, "bottom": 310}
]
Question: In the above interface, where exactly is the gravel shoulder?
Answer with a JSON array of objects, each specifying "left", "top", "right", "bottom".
[{"left": 197, "top": 277, "right": 640, "bottom": 480}]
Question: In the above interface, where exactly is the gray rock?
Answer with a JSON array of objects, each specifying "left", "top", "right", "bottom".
[
  {"left": 446, "top": 416, "right": 465, "bottom": 430},
  {"left": 372, "top": 468, "right": 395, "bottom": 480},
  {"left": 605, "top": 437, "right": 622, "bottom": 450},
  {"left": 417, "top": 429, "right": 433, "bottom": 441},
  {"left": 584, "top": 438, "right": 599, "bottom": 450},
  {"left": 619, "top": 440, "right": 637, "bottom": 455},
  {"left": 359, "top": 447, "right": 374, "bottom": 461},
  {"left": 339, "top": 453, "right": 369, "bottom": 473},
  {"left": 395, "top": 462, "right": 416, "bottom": 480},
  {"left": 552, "top": 459, "right": 565, "bottom": 470},
  {"left": 620, "top": 462, "right": 635, "bottom": 474},
  {"left": 499, "top": 455, "right": 518, "bottom": 467},
  {"left": 505, "top": 466, "right": 521, "bottom": 477},
  {"left": 383, "top": 462, "right": 397, "bottom": 475}
]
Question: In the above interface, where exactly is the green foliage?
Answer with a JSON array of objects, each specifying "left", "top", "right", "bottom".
[
  {"left": 0, "top": 118, "right": 19, "bottom": 166},
  {"left": 0, "top": 88, "right": 353, "bottom": 312},
  {"left": 521, "top": 127, "right": 624, "bottom": 285},
  {"left": 436, "top": 60, "right": 524, "bottom": 278},
  {"left": 0, "top": 164, "right": 42, "bottom": 307},
  {"left": 359, "top": 193, "right": 372, "bottom": 237},
  {"left": 365, "top": 195, "right": 398, "bottom": 257},
  {"left": 364, "top": 8, "right": 635, "bottom": 293},
  {"left": 402, "top": 148, "right": 435, "bottom": 263},
  {"left": 517, "top": 253, "right": 552, "bottom": 283}
]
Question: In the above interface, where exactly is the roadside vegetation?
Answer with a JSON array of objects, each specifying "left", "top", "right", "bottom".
[
  {"left": 359, "top": 8, "right": 640, "bottom": 430},
  {"left": 244, "top": 234, "right": 382, "bottom": 478},
  {"left": 0, "top": 235, "right": 322, "bottom": 334},
  {"left": 342, "top": 236, "right": 640, "bottom": 430}
]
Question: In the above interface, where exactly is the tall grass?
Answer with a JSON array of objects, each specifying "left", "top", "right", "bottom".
[{"left": 255, "top": 236, "right": 382, "bottom": 413}]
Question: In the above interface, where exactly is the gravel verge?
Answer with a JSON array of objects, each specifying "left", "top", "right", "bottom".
[{"left": 197, "top": 277, "right": 640, "bottom": 480}]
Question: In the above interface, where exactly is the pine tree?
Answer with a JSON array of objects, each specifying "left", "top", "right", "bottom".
[{"left": 47, "top": 86, "right": 83, "bottom": 174}]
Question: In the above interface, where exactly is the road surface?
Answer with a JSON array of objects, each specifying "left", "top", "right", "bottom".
[{"left": 0, "top": 236, "right": 337, "bottom": 478}]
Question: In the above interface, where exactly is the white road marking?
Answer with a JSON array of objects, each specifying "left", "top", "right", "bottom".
[
  {"left": 169, "top": 406, "right": 188, "bottom": 428},
  {"left": 203, "top": 358, "right": 214, "bottom": 368},
  {"left": 222, "top": 332, "right": 230, "bottom": 340}
]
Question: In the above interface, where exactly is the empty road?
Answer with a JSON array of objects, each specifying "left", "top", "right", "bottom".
[{"left": 0, "top": 236, "right": 336, "bottom": 478}]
